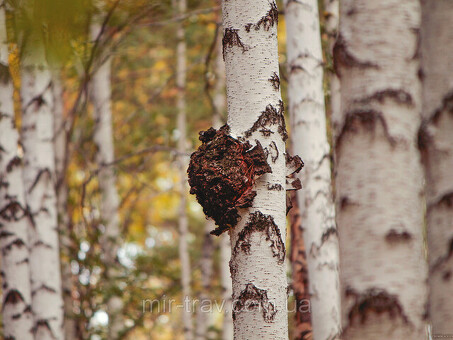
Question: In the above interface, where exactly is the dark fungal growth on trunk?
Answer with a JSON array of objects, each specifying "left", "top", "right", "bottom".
[{"left": 187, "top": 125, "right": 272, "bottom": 236}]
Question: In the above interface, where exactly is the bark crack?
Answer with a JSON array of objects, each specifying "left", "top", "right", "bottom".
[{"left": 245, "top": 101, "right": 288, "bottom": 141}]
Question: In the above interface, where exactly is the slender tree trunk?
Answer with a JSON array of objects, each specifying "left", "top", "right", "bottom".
[
  {"left": 420, "top": 0, "right": 453, "bottom": 336},
  {"left": 174, "top": 0, "right": 193, "bottom": 338},
  {"left": 20, "top": 15, "right": 64, "bottom": 340},
  {"left": 333, "top": 1, "right": 427, "bottom": 339},
  {"left": 222, "top": 1, "right": 288, "bottom": 338},
  {"left": 324, "top": 0, "right": 340, "bottom": 133},
  {"left": 285, "top": 0, "right": 341, "bottom": 339},
  {"left": 90, "top": 18, "right": 123, "bottom": 340},
  {"left": 0, "top": 5, "right": 34, "bottom": 339},
  {"left": 289, "top": 192, "right": 311, "bottom": 340},
  {"left": 52, "top": 70, "right": 78, "bottom": 340}
]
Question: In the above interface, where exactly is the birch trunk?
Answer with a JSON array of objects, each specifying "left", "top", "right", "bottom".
[
  {"left": 285, "top": 0, "right": 341, "bottom": 339},
  {"left": 20, "top": 16, "right": 64, "bottom": 340},
  {"left": 420, "top": 0, "right": 453, "bottom": 335},
  {"left": 174, "top": 0, "right": 193, "bottom": 338},
  {"left": 0, "top": 5, "right": 34, "bottom": 339},
  {"left": 323, "top": 0, "right": 340, "bottom": 131},
  {"left": 52, "top": 70, "right": 77, "bottom": 340},
  {"left": 288, "top": 192, "right": 311, "bottom": 340},
  {"left": 222, "top": 1, "right": 288, "bottom": 338},
  {"left": 333, "top": 0, "right": 427, "bottom": 338},
  {"left": 90, "top": 18, "right": 123, "bottom": 339}
]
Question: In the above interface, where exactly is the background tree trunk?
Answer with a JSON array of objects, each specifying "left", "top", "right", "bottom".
[
  {"left": 334, "top": 0, "right": 427, "bottom": 339},
  {"left": 174, "top": 0, "right": 193, "bottom": 338},
  {"left": 0, "top": 5, "right": 34, "bottom": 339},
  {"left": 324, "top": 0, "right": 340, "bottom": 127},
  {"left": 222, "top": 0, "right": 288, "bottom": 338},
  {"left": 285, "top": 0, "right": 341, "bottom": 339},
  {"left": 90, "top": 18, "right": 123, "bottom": 340},
  {"left": 20, "top": 16, "right": 64, "bottom": 340},
  {"left": 52, "top": 70, "right": 78, "bottom": 340},
  {"left": 420, "top": 0, "right": 453, "bottom": 336}
]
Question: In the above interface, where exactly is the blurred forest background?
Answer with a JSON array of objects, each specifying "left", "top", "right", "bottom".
[{"left": 0, "top": 0, "right": 336, "bottom": 339}]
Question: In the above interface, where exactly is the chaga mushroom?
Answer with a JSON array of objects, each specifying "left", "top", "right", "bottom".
[{"left": 187, "top": 125, "right": 272, "bottom": 236}]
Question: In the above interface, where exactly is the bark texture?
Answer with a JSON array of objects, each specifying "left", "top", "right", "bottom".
[
  {"left": 0, "top": 5, "right": 34, "bottom": 339},
  {"left": 420, "top": 0, "right": 453, "bottom": 335},
  {"left": 334, "top": 0, "right": 427, "bottom": 339},
  {"left": 174, "top": 0, "right": 193, "bottom": 338},
  {"left": 222, "top": 1, "right": 288, "bottom": 339},
  {"left": 20, "top": 15, "right": 64, "bottom": 340},
  {"left": 90, "top": 18, "right": 123, "bottom": 340},
  {"left": 285, "top": 0, "right": 341, "bottom": 339}
]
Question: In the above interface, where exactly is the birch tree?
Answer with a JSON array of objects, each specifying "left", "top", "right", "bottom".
[
  {"left": 285, "top": 0, "right": 341, "bottom": 339},
  {"left": 90, "top": 14, "right": 124, "bottom": 339},
  {"left": 333, "top": 0, "right": 427, "bottom": 338},
  {"left": 324, "top": 0, "right": 340, "bottom": 124},
  {"left": 52, "top": 70, "right": 77, "bottom": 340},
  {"left": 222, "top": 0, "right": 290, "bottom": 338},
  {"left": 420, "top": 0, "right": 453, "bottom": 335},
  {"left": 174, "top": 0, "right": 193, "bottom": 338},
  {"left": 19, "top": 3, "right": 64, "bottom": 339},
  {"left": 0, "top": 4, "right": 34, "bottom": 339}
]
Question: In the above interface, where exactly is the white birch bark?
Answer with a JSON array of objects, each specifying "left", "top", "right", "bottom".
[
  {"left": 285, "top": 1, "right": 341, "bottom": 339},
  {"left": 334, "top": 0, "right": 427, "bottom": 338},
  {"left": 420, "top": 0, "right": 453, "bottom": 335},
  {"left": 52, "top": 70, "right": 77, "bottom": 340},
  {"left": 0, "top": 5, "right": 34, "bottom": 339},
  {"left": 90, "top": 17, "right": 123, "bottom": 338},
  {"left": 174, "top": 0, "right": 193, "bottom": 338},
  {"left": 222, "top": 1, "right": 288, "bottom": 338},
  {"left": 20, "top": 11, "right": 64, "bottom": 340}
]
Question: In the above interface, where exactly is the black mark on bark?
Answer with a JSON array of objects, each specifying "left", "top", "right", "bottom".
[
  {"left": 269, "top": 72, "right": 280, "bottom": 90},
  {"left": 222, "top": 28, "right": 247, "bottom": 60},
  {"left": 333, "top": 34, "right": 379, "bottom": 77},
  {"left": 336, "top": 109, "right": 396, "bottom": 149},
  {"left": 245, "top": 101, "right": 288, "bottom": 141},
  {"left": 254, "top": 2, "right": 278, "bottom": 31},
  {"left": 267, "top": 183, "right": 283, "bottom": 191},
  {"left": 0, "top": 201, "right": 27, "bottom": 221},
  {"left": 354, "top": 89, "right": 414, "bottom": 107},
  {"left": 188, "top": 125, "right": 271, "bottom": 236},
  {"left": 386, "top": 229, "right": 412, "bottom": 243},
  {"left": 6, "top": 156, "right": 21, "bottom": 173},
  {"left": 233, "top": 211, "right": 285, "bottom": 264},
  {"left": 269, "top": 141, "right": 279, "bottom": 163},
  {"left": 3, "top": 289, "right": 25, "bottom": 306},
  {"left": 345, "top": 287, "right": 409, "bottom": 325},
  {"left": 233, "top": 283, "right": 277, "bottom": 322}
]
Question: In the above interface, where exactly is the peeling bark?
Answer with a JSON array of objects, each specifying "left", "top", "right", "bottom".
[
  {"left": 420, "top": 0, "right": 453, "bottom": 335},
  {"left": 334, "top": 1, "right": 427, "bottom": 339},
  {"left": 285, "top": 0, "right": 341, "bottom": 339},
  {"left": 20, "top": 3, "right": 64, "bottom": 338},
  {"left": 222, "top": 0, "right": 290, "bottom": 338},
  {"left": 0, "top": 5, "right": 34, "bottom": 339}
]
